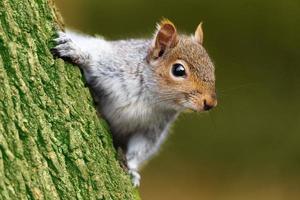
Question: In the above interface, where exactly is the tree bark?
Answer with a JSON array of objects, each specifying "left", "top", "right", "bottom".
[{"left": 0, "top": 0, "right": 139, "bottom": 199}]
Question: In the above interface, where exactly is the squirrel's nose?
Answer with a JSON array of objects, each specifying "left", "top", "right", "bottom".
[{"left": 202, "top": 93, "right": 217, "bottom": 111}]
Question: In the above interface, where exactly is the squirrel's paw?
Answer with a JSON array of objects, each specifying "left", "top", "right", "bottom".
[
  {"left": 128, "top": 169, "right": 141, "bottom": 187},
  {"left": 51, "top": 31, "right": 87, "bottom": 65}
]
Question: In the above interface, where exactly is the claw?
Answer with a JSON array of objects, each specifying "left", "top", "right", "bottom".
[
  {"left": 50, "top": 47, "right": 59, "bottom": 57},
  {"left": 52, "top": 32, "right": 70, "bottom": 44}
]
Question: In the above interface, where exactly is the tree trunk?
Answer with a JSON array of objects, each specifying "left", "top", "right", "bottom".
[{"left": 0, "top": 0, "right": 139, "bottom": 199}]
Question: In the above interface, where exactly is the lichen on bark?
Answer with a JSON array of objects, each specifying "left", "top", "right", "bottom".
[{"left": 0, "top": 0, "right": 139, "bottom": 199}]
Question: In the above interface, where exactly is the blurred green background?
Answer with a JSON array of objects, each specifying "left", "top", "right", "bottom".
[{"left": 55, "top": 0, "right": 300, "bottom": 199}]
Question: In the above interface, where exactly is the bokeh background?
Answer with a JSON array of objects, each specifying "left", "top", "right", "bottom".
[{"left": 54, "top": 0, "right": 300, "bottom": 199}]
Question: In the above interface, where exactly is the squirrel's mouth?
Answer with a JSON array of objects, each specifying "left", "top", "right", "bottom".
[
  {"left": 181, "top": 100, "right": 217, "bottom": 112},
  {"left": 179, "top": 92, "right": 217, "bottom": 112},
  {"left": 180, "top": 102, "right": 201, "bottom": 112}
]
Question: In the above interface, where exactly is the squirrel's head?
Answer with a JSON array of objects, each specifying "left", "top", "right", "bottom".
[{"left": 147, "top": 19, "right": 217, "bottom": 112}]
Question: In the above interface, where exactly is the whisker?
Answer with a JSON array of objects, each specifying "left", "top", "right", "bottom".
[{"left": 217, "top": 82, "right": 259, "bottom": 94}]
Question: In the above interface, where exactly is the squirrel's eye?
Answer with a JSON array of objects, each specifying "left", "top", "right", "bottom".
[{"left": 172, "top": 63, "right": 186, "bottom": 77}]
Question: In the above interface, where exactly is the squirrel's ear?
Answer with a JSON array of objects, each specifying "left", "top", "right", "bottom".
[
  {"left": 149, "top": 19, "right": 178, "bottom": 60},
  {"left": 194, "top": 22, "right": 204, "bottom": 44}
]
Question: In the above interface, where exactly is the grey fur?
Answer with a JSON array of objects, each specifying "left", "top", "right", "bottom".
[{"left": 52, "top": 27, "right": 216, "bottom": 187}]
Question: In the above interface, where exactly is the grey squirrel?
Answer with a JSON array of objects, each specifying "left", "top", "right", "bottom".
[{"left": 52, "top": 19, "right": 217, "bottom": 187}]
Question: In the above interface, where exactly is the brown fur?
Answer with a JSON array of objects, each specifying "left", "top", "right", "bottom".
[{"left": 148, "top": 20, "right": 217, "bottom": 111}]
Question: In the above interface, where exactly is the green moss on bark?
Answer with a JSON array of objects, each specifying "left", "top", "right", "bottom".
[{"left": 0, "top": 0, "right": 139, "bottom": 199}]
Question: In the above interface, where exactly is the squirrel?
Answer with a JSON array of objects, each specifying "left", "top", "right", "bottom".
[{"left": 52, "top": 19, "right": 217, "bottom": 187}]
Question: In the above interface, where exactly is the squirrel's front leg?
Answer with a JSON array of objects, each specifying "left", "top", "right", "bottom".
[
  {"left": 126, "top": 134, "right": 158, "bottom": 187},
  {"left": 52, "top": 31, "right": 90, "bottom": 67}
]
